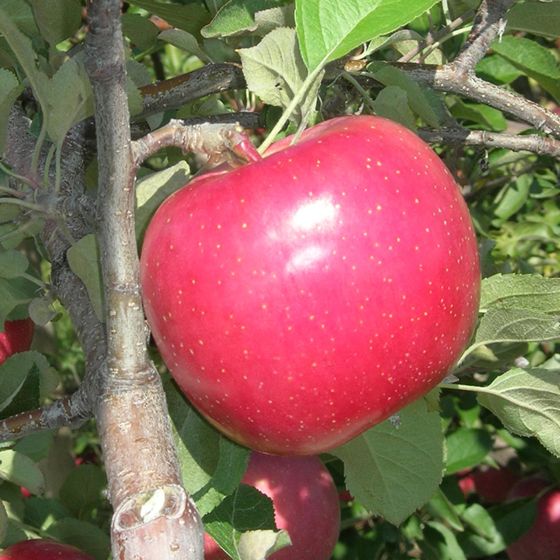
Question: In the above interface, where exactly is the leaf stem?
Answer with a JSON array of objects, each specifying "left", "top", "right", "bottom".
[
  {"left": 258, "top": 64, "right": 325, "bottom": 154},
  {"left": 342, "top": 72, "right": 377, "bottom": 112},
  {"left": 31, "top": 122, "right": 48, "bottom": 180},
  {"left": 0, "top": 198, "right": 48, "bottom": 214},
  {"left": 0, "top": 162, "right": 36, "bottom": 190},
  {"left": 439, "top": 383, "right": 491, "bottom": 394}
]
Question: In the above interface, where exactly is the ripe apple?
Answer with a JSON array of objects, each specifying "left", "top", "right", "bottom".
[
  {"left": 458, "top": 466, "right": 520, "bottom": 504},
  {"left": 204, "top": 453, "right": 340, "bottom": 559},
  {"left": 140, "top": 115, "right": 481, "bottom": 454},
  {"left": 0, "top": 539, "right": 93, "bottom": 559},
  {"left": 506, "top": 477, "right": 560, "bottom": 560},
  {"left": 0, "top": 319, "right": 34, "bottom": 366}
]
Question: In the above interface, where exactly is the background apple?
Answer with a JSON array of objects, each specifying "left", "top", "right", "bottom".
[
  {"left": 141, "top": 114, "right": 481, "bottom": 455},
  {"left": 506, "top": 477, "right": 560, "bottom": 560},
  {"left": 204, "top": 453, "right": 340, "bottom": 559},
  {"left": 458, "top": 466, "right": 520, "bottom": 504},
  {"left": 0, "top": 319, "right": 34, "bottom": 366},
  {"left": 0, "top": 539, "right": 93, "bottom": 559}
]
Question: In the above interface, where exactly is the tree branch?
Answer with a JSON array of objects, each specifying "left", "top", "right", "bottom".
[
  {"left": 395, "top": 63, "right": 560, "bottom": 139},
  {"left": 85, "top": 1, "right": 202, "bottom": 558},
  {"left": 453, "top": 0, "right": 515, "bottom": 72},
  {"left": 418, "top": 127, "right": 560, "bottom": 158},
  {"left": 132, "top": 120, "right": 261, "bottom": 167},
  {"left": 138, "top": 63, "right": 246, "bottom": 118}
]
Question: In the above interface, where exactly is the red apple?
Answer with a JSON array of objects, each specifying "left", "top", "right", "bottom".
[
  {"left": 0, "top": 319, "right": 34, "bottom": 366},
  {"left": 506, "top": 478, "right": 560, "bottom": 560},
  {"left": 0, "top": 539, "right": 93, "bottom": 559},
  {"left": 458, "top": 467, "right": 520, "bottom": 504},
  {"left": 140, "top": 115, "right": 480, "bottom": 454},
  {"left": 204, "top": 453, "right": 340, "bottom": 559}
]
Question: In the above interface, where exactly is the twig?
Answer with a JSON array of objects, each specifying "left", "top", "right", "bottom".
[
  {"left": 418, "top": 127, "right": 560, "bottom": 159},
  {"left": 132, "top": 120, "right": 261, "bottom": 167},
  {"left": 398, "top": 9, "right": 475, "bottom": 63},
  {"left": 85, "top": 2, "right": 203, "bottom": 558},
  {"left": 0, "top": 392, "right": 90, "bottom": 441}
]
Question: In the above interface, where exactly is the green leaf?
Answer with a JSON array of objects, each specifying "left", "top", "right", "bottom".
[
  {"left": 372, "top": 85, "right": 416, "bottom": 130},
  {"left": 128, "top": 0, "right": 211, "bottom": 36},
  {"left": 0, "top": 0, "right": 38, "bottom": 38},
  {"left": 425, "top": 489, "right": 464, "bottom": 532},
  {"left": 507, "top": 1, "right": 560, "bottom": 37},
  {"left": 254, "top": 6, "right": 295, "bottom": 36},
  {"left": 476, "top": 55, "right": 524, "bottom": 85},
  {"left": 165, "top": 376, "right": 249, "bottom": 517},
  {"left": 0, "top": 449, "right": 45, "bottom": 495},
  {"left": 0, "top": 251, "right": 28, "bottom": 279},
  {"left": 202, "top": 0, "right": 291, "bottom": 38},
  {"left": 66, "top": 234, "right": 104, "bottom": 322},
  {"left": 0, "top": 276, "right": 37, "bottom": 324},
  {"left": 295, "top": 0, "right": 439, "bottom": 71},
  {"left": 14, "top": 431, "right": 55, "bottom": 463},
  {"left": 122, "top": 13, "right": 160, "bottom": 51},
  {"left": 450, "top": 99, "right": 506, "bottom": 131},
  {"left": 0, "top": 352, "right": 52, "bottom": 413},
  {"left": 238, "top": 27, "right": 323, "bottom": 126},
  {"left": 0, "top": 8, "right": 51, "bottom": 116},
  {"left": 491, "top": 36, "right": 560, "bottom": 103},
  {"left": 46, "top": 518, "right": 111, "bottom": 560},
  {"left": 332, "top": 398, "right": 444, "bottom": 525},
  {"left": 59, "top": 465, "right": 107, "bottom": 519},
  {"left": 28, "top": 295, "right": 57, "bottom": 326},
  {"left": 158, "top": 29, "right": 212, "bottom": 63},
  {"left": 465, "top": 308, "right": 560, "bottom": 359},
  {"left": 0, "top": 501, "right": 7, "bottom": 544},
  {"left": 0, "top": 69, "right": 23, "bottom": 153},
  {"left": 423, "top": 521, "right": 467, "bottom": 560},
  {"left": 236, "top": 529, "right": 292, "bottom": 560},
  {"left": 0, "top": 364, "right": 40, "bottom": 420},
  {"left": 136, "top": 162, "right": 191, "bottom": 247},
  {"left": 23, "top": 497, "right": 70, "bottom": 531},
  {"left": 458, "top": 499, "right": 537, "bottom": 556},
  {"left": 47, "top": 58, "right": 94, "bottom": 146},
  {"left": 481, "top": 274, "right": 560, "bottom": 314},
  {"left": 445, "top": 428, "right": 492, "bottom": 474},
  {"left": 29, "top": 0, "right": 82, "bottom": 47},
  {"left": 203, "top": 485, "right": 289, "bottom": 560},
  {"left": 368, "top": 63, "right": 445, "bottom": 127},
  {"left": 477, "top": 367, "right": 560, "bottom": 458},
  {"left": 494, "top": 175, "right": 532, "bottom": 221}
]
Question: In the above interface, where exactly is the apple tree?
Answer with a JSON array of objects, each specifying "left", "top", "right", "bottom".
[{"left": 0, "top": 0, "right": 559, "bottom": 559}]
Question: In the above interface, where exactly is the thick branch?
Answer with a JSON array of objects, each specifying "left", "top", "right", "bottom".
[
  {"left": 418, "top": 127, "right": 560, "bottom": 158},
  {"left": 139, "top": 63, "right": 245, "bottom": 118},
  {"left": 395, "top": 64, "right": 560, "bottom": 139},
  {"left": 85, "top": 2, "right": 203, "bottom": 558},
  {"left": 453, "top": 0, "right": 515, "bottom": 72},
  {"left": 2, "top": 108, "right": 103, "bottom": 441}
]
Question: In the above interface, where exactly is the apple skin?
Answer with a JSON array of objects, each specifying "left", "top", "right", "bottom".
[
  {"left": 0, "top": 319, "right": 34, "bottom": 366},
  {"left": 141, "top": 115, "right": 481, "bottom": 454},
  {"left": 458, "top": 467, "right": 520, "bottom": 504},
  {"left": 0, "top": 539, "right": 93, "bottom": 560},
  {"left": 506, "top": 478, "right": 560, "bottom": 560},
  {"left": 204, "top": 453, "right": 340, "bottom": 559}
]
